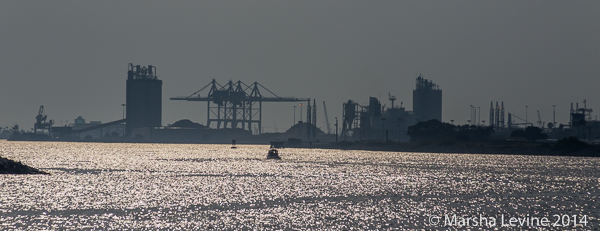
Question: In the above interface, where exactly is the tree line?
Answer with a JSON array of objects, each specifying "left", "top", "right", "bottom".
[{"left": 407, "top": 119, "right": 549, "bottom": 142}]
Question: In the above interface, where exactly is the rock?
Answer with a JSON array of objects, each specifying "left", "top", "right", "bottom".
[{"left": 0, "top": 156, "right": 49, "bottom": 175}]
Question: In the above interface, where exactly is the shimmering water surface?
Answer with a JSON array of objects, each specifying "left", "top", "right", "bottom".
[{"left": 1, "top": 140, "right": 598, "bottom": 230}]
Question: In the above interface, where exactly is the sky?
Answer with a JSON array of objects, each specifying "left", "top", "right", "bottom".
[{"left": 1, "top": 1, "right": 599, "bottom": 132}]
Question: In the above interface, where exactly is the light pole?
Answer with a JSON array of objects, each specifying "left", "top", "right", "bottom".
[
  {"left": 121, "top": 104, "right": 126, "bottom": 119},
  {"left": 299, "top": 103, "right": 304, "bottom": 122},
  {"left": 335, "top": 117, "right": 338, "bottom": 143},
  {"left": 552, "top": 105, "right": 556, "bottom": 125},
  {"left": 293, "top": 106, "right": 297, "bottom": 125},
  {"left": 470, "top": 105, "right": 473, "bottom": 125},
  {"left": 477, "top": 106, "right": 481, "bottom": 126}
]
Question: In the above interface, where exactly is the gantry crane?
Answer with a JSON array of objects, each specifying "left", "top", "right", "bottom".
[
  {"left": 34, "top": 105, "right": 53, "bottom": 134},
  {"left": 171, "top": 79, "right": 310, "bottom": 134}
]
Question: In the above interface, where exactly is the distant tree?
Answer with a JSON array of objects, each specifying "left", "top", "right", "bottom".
[
  {"left": 455, "top": 125, "right": 493, "bottom": 141},
  {"left": 510, "top": 129, "right": 524, "bottom": 138},
  {"left": 552, "top": 136, "right": 590, "bottom": 152},
  {"left": 511, "top": 126, "right": 548, "bottom": 142},
  {"left": 11, "top": 125, "right": 20, "bottom": 134},
  {"left": 407, "top": 120, "right": 456, "bottom": 142},
  {"left": 454, "top": 125, "right": 471, "bottom": 141},
  {"left": 471, "top": 126, "right": 494, "bottom": 141}
]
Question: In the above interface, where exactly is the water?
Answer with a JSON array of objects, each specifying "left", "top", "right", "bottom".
[{"left": 1, "top": 140, "right": 598, "bottom": 230}]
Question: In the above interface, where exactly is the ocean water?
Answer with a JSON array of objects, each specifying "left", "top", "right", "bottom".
[{"left": 0, "top": 140, "right": 598, "bottom": 230}]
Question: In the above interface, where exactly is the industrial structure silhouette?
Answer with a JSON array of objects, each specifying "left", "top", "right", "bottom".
[{"left": 9, "top": 64, "right": 599, "bottom": 144}]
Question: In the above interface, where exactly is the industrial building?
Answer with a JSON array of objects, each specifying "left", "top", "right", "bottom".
[
  {"left": 489, "top": 102, "right": 506, "bottom": 129},
  {"left": 71, "top": 116, "right": 124, "bottom": 139},
  {"left": 118, "top": 70, "right": 320, "bottom": 143},
  {"left": 341, "top": 98, "right": 415, "bottom": 142},
  {"left": 341, "top": 75, "right": 442, "bottom": 142},
  {"left": 15, "top": 63, "right": 600, "bottom": 144},
  {"left": 126, "top": 63, "right": 162, "bottom": 136},
  {"left": 41, "top": 63, "right": 155, "bottom": 140},
  {"left": 568, "top": 101, "right": 598, "bottom": 141},
  {"left": 413, "top": 75, "right": 442, "bottom": 122}
]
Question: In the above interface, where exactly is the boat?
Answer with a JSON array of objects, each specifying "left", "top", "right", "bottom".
[
  {"left": 231, "top": 139, "right": 237, "bottom": 149},
  {"left": 269, "top": 141, "right": 285, "bottom": 148},
  {"left": 267, "top": 149, "right": 281, "bottom": 159}
]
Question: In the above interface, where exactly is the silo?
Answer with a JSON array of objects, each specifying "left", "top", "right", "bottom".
[{"left": 125, "top": 63, "right": 162, "bottom": 136}]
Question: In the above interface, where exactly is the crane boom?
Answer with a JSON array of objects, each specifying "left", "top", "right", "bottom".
[
  {"left": 34, "top": 105, "right": 53, "bottom": 134},
  {"left": 509, "top": 113, "right": 533, "bottom": 127},
  {"left": 323, "top": 101, "right": 331, "bottom": 134},
  {"left": 511, "top": 113, "right": 526, "bottom": 123},
  {"left": 35, "top": 105, "right": 47, "bottom": 124}
]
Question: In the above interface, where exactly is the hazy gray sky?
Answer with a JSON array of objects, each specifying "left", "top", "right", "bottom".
[{"left": 2, "top": 1, "right": 599, "bottom": 132}]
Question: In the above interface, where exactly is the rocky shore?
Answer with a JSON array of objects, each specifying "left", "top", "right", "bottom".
[{"left": 0, "top": 156, "right": 49, "bottom": 174}]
